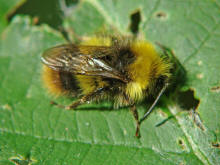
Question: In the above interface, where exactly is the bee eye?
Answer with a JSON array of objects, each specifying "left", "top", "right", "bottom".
[
  {"left": 105, "top": 55, "right": 112, "bottom": 62},
  {"left": 120, "top": 49, "right": 133, "bottom": 58},
  {"left": 125, "top": 52, "right": 134, "bottom": 59},
  {"left": 119, "top": 49, "right": 135, "bottom": 65}
]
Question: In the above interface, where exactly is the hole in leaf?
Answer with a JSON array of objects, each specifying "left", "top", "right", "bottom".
[
  {"left": 210, "top": 85, "right": 220, "bottom": 93},
  {"left": 176, "top": 89, "right": 204, "bottom": 131},
  {"left": 177, "top": 138, "right": 186, "bottom": 150},
  {"left": 178, "top": 139, "right": 183, "bottom": 145},
  {"left": 155, "top": 11, "right": 167, "bottom": 19},
  {"left": 177, "top": 89, "right": 200, "bottom": 110},
  {"left": 129, "top": 9, "right": 141, "bottom": 35}
]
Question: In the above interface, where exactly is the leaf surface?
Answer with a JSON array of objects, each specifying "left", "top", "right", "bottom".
[{"left": 1, "top": 0, "right": 220, "bottom": 164}]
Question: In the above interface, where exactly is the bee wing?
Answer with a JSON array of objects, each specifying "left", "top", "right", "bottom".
[{"left": 41, "top": 44, "right": 129, "bottom": 82}]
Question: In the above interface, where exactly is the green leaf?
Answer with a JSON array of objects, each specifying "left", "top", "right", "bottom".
[
  {"left": 0, "top": 0, "right": 26, "bottom": 34},
  {"left": 1, "top": 0, "right": 220, "bottom": 164}
]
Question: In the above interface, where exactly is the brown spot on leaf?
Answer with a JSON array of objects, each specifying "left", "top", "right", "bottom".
[
  {"left": 212, "top": 142, "right": 220, "bottom": 148},
  {"left": 9, "top": 154, "right": 37, "bottom": 165},
  {"left": 210, "top": 86, "right": 220, "bottom": 93},
  {"left": 197, "top": 60, "right": 202, "bottom": 66},
  {"left": 3, "top": 104, "right": 12, "bottom": 110},
  {"left": 196, "top": 73, "right": 204, "bottom": 79},
  {"left": 155, "top": 11, "right": 167, "bottom": 19}
]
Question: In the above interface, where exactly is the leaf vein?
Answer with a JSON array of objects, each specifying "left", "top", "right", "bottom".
[{"left": 183, "top": 22, "right": 220, "bottom": 64}]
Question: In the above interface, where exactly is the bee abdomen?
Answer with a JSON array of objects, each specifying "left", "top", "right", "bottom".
[
  {"left": 42, "top": 65, "right": 79, "bottom": 96},
  {"left": 59, "top": 71, "right": 79, "bottom": 92}
]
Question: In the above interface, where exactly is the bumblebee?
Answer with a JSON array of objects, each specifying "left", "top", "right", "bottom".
[{"left": 41, "top": 36, "right": 180, "bottom": 137}]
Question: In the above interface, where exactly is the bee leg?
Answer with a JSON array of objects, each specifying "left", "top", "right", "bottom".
[
  {"left": 50, "top": 95, "right": 91, "bottom": 110},
  {"left": 50, "top": 101, "right": 65, "bottom": 109},
  {"left": 65, "top": 87, "right": 106, "bottom": 110},
  {"left": 65, "top": 94, "right": 91, "bottom": 110},
  {"left": 139, "top": 82, "right": 169, "bottom": 124},
  {"left": 49, "top": 92, "right": 88, "bottom": 109},
  {"left": 130, "top": 104, "right": 140, "bottom": 138}
]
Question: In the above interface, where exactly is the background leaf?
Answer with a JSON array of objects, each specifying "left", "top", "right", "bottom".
[
  {"left": 0, "top": 0, "right": 220, "bottom": 164},
  {"left": 0, "top": 0, "right": 26, "bottom": 34}
]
